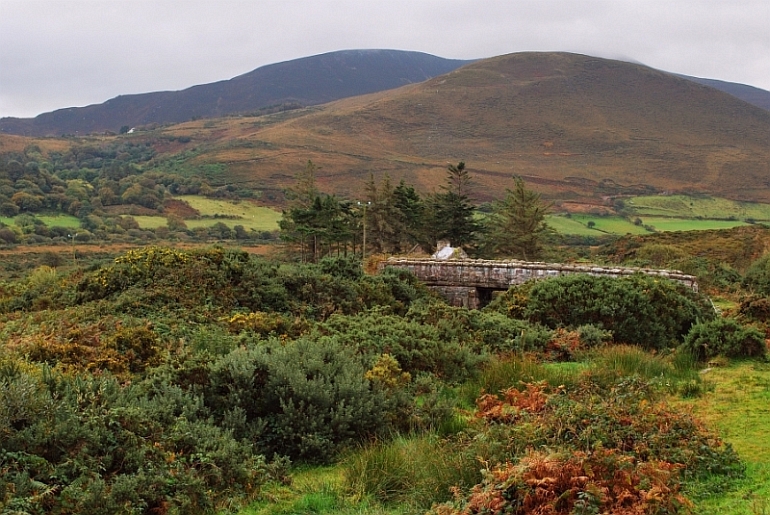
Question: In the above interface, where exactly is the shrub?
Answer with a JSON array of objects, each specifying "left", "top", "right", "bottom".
[
  {"left": 318, "top": 311, "right": 484, "bottom": 382},
  {"left": 743, "top": 253, "right": 770, "bottom": 295},
  {"left": 489, "top": 274, "right": 713, "bottom": 350},
  {"left": 681, "top": 317, "right": 767, "bottom": 361},
  {"left": 0, "top": 367, "right": 267, "bottom": 514},
  {"left": 206, "top": 337, "right": 392, "bottom": 463}
]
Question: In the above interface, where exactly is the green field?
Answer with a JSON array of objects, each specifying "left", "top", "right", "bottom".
[
  {"left": 641, "top": 217, "right": 747, "bottom": 232},
  {"left": 626, "top": 195, "right": 770, "bottom": 221},
  {"left": 547, "top": 214, "right": 650, "bottom": 235},
  {"left": 176, "top": 195, "right": 282, "bottom": 230},
  {"left": 132, "top": 196, "right": 282, "bottom": 231},
  {"left": 548, "top": 213, "right": 750, "bottom": 236},
  {"left": 0, "top": 214, "right": 81, "bottom": 228}
]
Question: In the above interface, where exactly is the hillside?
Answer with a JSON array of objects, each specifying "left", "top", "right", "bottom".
[
  {"left": 2, "top": 52, "right": 770, "bottom": 205},
  {"left": 0, "top": 50, "right": 471, "bottom": 137},
  {"left": 677, "top": 74, "right": 770, "bottom": 111},
  {"left": 146, "top": 52, "right": 770, "bottom": 203}
]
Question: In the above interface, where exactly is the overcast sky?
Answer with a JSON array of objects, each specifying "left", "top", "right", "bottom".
[{"left": 1, "top": 0, "right": 768, "bottom": 119}]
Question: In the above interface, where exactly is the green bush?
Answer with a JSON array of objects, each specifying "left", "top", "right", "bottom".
[
  {"left": 681, "top": 317, "right": 767, "bottom": 361},
  {"left": 0, "top": 365, "right": 266, "bottom": 515},
  {"left": 206, "top": 337, "right": 392, "bottom": 463},
  {"left": 489, "top": 274, "right": 714, "bottom": 350},
  {"left": 318, "top": 311, "right": 483, "bottom": 382},
  {"left": 743, "top": 253, "right": 770, "bottom": 295}
]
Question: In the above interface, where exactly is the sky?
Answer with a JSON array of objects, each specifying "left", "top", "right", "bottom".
[{"left": 1, "top": 0, "right": 769, "bottom": 119}]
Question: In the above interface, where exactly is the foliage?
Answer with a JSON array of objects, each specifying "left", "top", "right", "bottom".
[
  {"left": 487, "top": 274, "right": 714, "bottom": 350},
  {"left": 205, "top": 337, "right": 392, "bottom": 464},
  {"left": 743, "top": 253, "right": 770, "bottom": 296},
  {"left": 429, "top": 449, "right": 690, "bottom": 515},
  {"left": 424, "top": 162, "right": 480, "bottom": 250},
  {"left": 681, "top": 317, "right": 767, "bottom": 361},
  {"left": 317, "top": 310, "right": 483, "bottom": 382},
  {"left": 482, "top": 176, "right": 552, "bottom": 260},
  {"left": 0, "top": 365, "right": 267, "bottom": 514}
]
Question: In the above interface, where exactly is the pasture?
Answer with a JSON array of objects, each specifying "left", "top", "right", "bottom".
[{"left": 626, "top": 195, "right": 770, "bottom": 221}]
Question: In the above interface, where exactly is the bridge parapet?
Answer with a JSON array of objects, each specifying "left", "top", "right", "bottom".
[{"left": 381, "top": 258, "right": 698, "bottom": 308}]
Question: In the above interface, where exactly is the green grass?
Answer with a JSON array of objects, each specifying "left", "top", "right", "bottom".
[
  {"left": 626, "top": 195, "right": 770, "bottom": 221},
  {"left": 132, "top": 196, "right": 282, "bottom": 231},
  {"left": 548, "top": 213, "right": 749, "bottom": 236},
  {"left": 177, "top": 196, "right": 281, "bottom": 221},
  {"left": 0, "top": 214, "right": 81, "bottom": 228},
  {"left": 640, "top": 216, "right": 747, "bottom": 232},
  {"left": 547, "top": 214, "right": 650, "bottom": 235},
  {"left": 682, "top": 362, "right": 770, "bottom": 514}
]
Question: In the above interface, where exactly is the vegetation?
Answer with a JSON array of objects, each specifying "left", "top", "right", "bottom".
[
  {"left": 0, "top": 239, "right": 768, "bottom": 514},
  {"left": 3, "top": 121, "right": 770, "bottom": 515}
]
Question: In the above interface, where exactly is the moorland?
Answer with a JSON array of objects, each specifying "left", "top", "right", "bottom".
[{"left": 1, "top": 51, "right": 770, "bottom": 515}]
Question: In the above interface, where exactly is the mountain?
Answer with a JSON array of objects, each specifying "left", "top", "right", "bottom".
[
  {"left": 676, "top": 75, "right": 770, "bottom": 111},
  {"left": 0, "top": 50, "right": 472, "bottom": 137},
  {"left": 3, "top": 52, "right": 770, "bottom": 204},
  {"left": 156, "top": 52, "right": 770, "bottom": 203}
]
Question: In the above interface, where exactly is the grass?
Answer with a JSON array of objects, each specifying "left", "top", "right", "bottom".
[
  {"left": 626, "top": 195, "right": 770, "bottom": 221},
  {"left": 548, "top": 214, "right": 650, "bottom": 235},
  {"left": 0, "top": 213, "right": 81, "bottom": 228},
  {"left": 641, "top": 216, "right": 747, "bottom": 232},
  {"left": 131, "top": 197, "right": 282, "bottom": 232},
  {"left": 679, "top": 362, "right": 770, "bottom": 514},
  {"left": 547, "top": 213, "right": 749, "bottom": 236}
]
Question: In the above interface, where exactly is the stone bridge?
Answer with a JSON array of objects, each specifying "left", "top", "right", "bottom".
[{"left": 381, "top": 258, "right": 698, "bottom": 309}]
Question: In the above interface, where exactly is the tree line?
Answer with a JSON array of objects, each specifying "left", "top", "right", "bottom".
[{"left": 280, "top": 160, "right": 552, "bottom": 261}]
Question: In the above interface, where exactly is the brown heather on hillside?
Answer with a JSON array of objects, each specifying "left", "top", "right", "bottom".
[{"left": 3, "top": 52, "right": 770, "bottom": 205}]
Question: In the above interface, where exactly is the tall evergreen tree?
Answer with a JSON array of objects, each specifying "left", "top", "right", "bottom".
[
  {"left": 482, "top": 176, "right": 551, "bottom": 260},
  {"left": 392, "top": 180, "right": 426, "bottom": 253},
  {"left": 426, "top": 162, "right": 479, "bottom": 250}
]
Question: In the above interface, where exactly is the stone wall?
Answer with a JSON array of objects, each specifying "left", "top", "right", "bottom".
[{"left": 381, "top": 258, "right": 699, "bottom": 308}]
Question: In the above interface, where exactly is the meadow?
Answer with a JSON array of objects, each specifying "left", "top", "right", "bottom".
[
  {"left": 548, "top": 212, "right": 749, "bottom": 236},
  {"left": 626, "top": 195, "right": 770, "bottom": 221},
  {"left": 133, "top": 196, "right": 282, "bottom": 231}
]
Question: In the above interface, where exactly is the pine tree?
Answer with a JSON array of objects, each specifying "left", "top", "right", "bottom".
[
  {"left": 482, "top": 176, "right": 551, "bottom": 260},
  {"left": 426, "top": 162, "right": 479, "bottom": 250}
]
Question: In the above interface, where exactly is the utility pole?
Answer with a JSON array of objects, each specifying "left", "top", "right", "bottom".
[
  {"left": 68, "top": 233, "right": 77, "bottom": 267},
  {"left": 358, "top": 201, "right": 370, "bottom": 262}
]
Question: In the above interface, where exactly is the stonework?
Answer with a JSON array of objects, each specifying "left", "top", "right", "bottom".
[{"left": 380, "top": 258, "right": 699, "bottom": 309}]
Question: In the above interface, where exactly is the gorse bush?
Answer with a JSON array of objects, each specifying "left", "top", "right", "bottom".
[
  {"left": 205, "top": 337, "right": 392, "bottom": 464},
  {"left": 743, "top": 253, "right": 770, "bottom": 295},
  {"left": 488, "top": 274, "right": 714, "bottom": 350},
  {"left": 681, "top": 317, "right": 767, "bottom": 361},
  {"left": 0, "top": 365, "right": 267, "bottom": 515},
  {"left": 317, "top": 311, "right": 483, "bottom": 382}
]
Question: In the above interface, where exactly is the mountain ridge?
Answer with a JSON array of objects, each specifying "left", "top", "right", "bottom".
[
  {"left": 1, "top": 49, "right": 769, "bottom": 138},
  {"left": 0, "top": 50, "right": 472, "bottom": 136}
]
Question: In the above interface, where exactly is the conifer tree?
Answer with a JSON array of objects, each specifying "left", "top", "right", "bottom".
[
  {"left": 482, "top": 176, "right": 551, "bottom": 260},
  {"left": 426, "top": 162, "right": 479, "bottom": 250}
]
